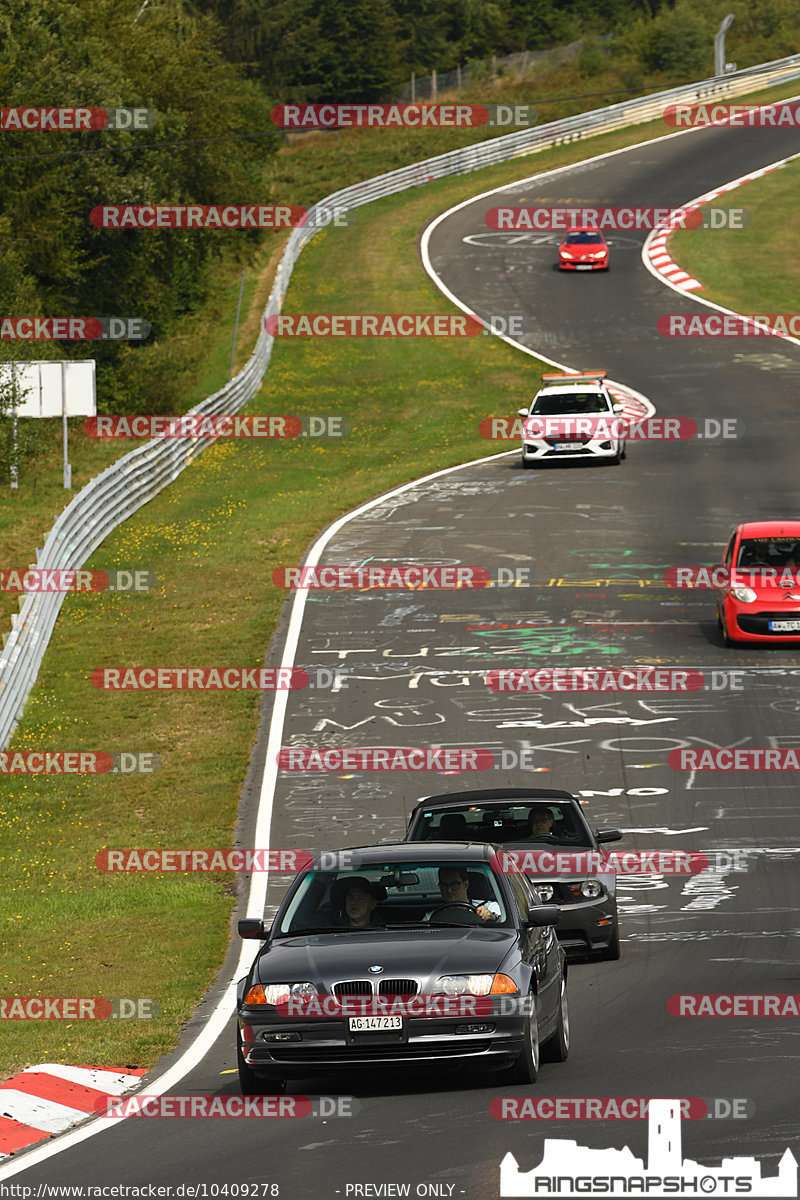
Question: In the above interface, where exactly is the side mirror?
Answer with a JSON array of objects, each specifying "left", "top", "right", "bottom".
[
  {"left": 238, "top": 919, "right": 267, "bottom": 939},
  {"left": 612, "top": 402, "right": 624, "bottom": 413},
  {"left": 526, "top": 904, "right": 560, "bottom": 927},
  {"left": 596, "top": 828, "right": 623, "bottom": 844},
  {"left": 517, "top": 408, "right": 529, "bottom": 418}
]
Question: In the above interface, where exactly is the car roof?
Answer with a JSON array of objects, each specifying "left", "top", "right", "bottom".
[
  {"left": 735, "top": 521, "right": 800, "bottom": 538},
  {"left": 307, "top": 842, "right": 498, "bottom": 868},
  {"left": 562, "top": 225, "right": 605, "bottom": 234},
  {"left": 410, "top": 788, "right": 578, "bottom": 814}
]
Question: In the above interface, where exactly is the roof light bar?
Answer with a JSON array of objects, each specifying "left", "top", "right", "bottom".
[{"left": 541, "top": 370, "right": 607, "bottom": 383}]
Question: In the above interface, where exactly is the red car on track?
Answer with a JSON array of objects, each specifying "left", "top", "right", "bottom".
[
  {"left": 717, "top": 520, "right": 800, "bottom": 644},
  {"left": 557, "top": 226, "right": 609, "bottom": 271}
]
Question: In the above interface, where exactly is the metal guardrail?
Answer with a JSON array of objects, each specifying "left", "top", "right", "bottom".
[{"left": 2, "top": 53, "right": 800, "bottom": 748}]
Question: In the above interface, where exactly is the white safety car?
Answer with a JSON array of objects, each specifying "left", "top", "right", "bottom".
[{"left": 518, "top": 371, "right": 626, "bottom": 467}]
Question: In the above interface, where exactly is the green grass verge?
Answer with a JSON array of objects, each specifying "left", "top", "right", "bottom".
[
  {"left": 669, "top": 154, "right": 800, "bottom": 311},
  {"left": 2, "top": 73, "right": 800, "bottom": 1080}
]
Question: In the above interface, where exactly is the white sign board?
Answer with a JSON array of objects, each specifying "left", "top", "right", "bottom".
[{"left": 0, "top": 360, "right": 96, "bottom": 417}]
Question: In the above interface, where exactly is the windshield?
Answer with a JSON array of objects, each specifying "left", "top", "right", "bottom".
[
  {"left": 414, "top": 802, "right": 594, "bottom": 849},
  {"left": 277, "top": 861, "right": 509, "bottom": 935},
  {"left": 736, "top": 537, "right": 800, "bottom": 570},
  {"left": 531, "top": 392, "right": 610, "bottom": 415},
  {"left": 564, "top": 231, "right": 604, "bottom": 244}
]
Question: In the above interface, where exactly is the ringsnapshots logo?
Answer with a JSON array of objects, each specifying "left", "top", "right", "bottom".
[
  {"left": 0, "top": 106, "right": 155, "bottom": 131},
  {"left": 273, "top": 565, "right": 490, "bottom": 589},
  {"left": 498, "top": 1098, "right": 796, "bottom": 1197},
  {"left": 0, "top": 996, "right": 160, "bottom": 1019},
  {"left": 658, "top": 314, "right": 800, "bottom": 338},
  {"left": 271, "top": 103, "right": 536, "bottom": 129},
  {"left": 90, "top": 667, "right": 345, "bottom": 691},
  {"left": 0, "top": 751, "right": 160, "bottom": 775},
  {"left": 485, "top": 668, "right": 745, "bottom": 693},
  {"left": 663, "top": 101, "right": 800, "bottom": 127},
  {"left": 0, "top": 568, "right": 155, "bottom": 592},
  {"left": 486, "top": 206, "right": 748, "bottom": 231},
  {"left": 0, "top": 317, "right": 150, "bottom": 340},
  {"left": 480, "top": 415, "right": 739, "bottom": 442},
  {"left": 90, "top": 205, "right": 307, "bottom": 229}
]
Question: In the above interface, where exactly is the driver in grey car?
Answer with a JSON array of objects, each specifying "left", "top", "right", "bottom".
[{"left": 430, "top": 866, "right": 501, "bottom": 923}]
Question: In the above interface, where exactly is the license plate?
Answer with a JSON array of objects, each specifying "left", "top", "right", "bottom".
[
  {"left": 554, "top": 442, "right": 584, "bottom": 451},
  {"left": 575, "top": 264, "right": 593, "bottom": 270},
  {"left": 769, "top": 620, "right": 800, "bottom": 631},
  {"left": 348, "top": 1016, "right": 403, "bottom": 1032}
]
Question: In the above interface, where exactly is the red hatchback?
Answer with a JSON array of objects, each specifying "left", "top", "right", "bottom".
[
  {"left": 558, "top": 226, "right": 609, "bottom": 271},
  {"left": 717, "top": 521, "right": 800, "bottom": 644}
]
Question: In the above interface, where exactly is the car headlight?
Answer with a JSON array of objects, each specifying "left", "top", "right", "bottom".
[
  {"left": 537, "top": 884, "right": 555, "bottom": 901},
  {"left": 730, "top": 585, "right": 757, "bottom": 603},
  {"left": 245, "top": 981, "right": 319, "bottom": 1006},
  {"left": 434, "top": 974, "right": 517, "bottom": 996},
  {"left": 578, "top": 879, "right": 604, "bottom": 899},
  {"left": 560, "top": 251, "right": 573, "bottom": 259}
]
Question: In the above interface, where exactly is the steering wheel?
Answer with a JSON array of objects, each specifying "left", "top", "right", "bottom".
[{"left": 428, "top": 902, "right": 483, "bottom": 925}]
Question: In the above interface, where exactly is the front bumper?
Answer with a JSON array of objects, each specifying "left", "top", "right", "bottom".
[
  {"left": 238, "top": 1005, "right": 528, "bottom": 1078},
  {"left": 721, "top": 597, "right": 800, "bottom": 641},
  {"left": 522, "top": 437, "right": 622, "bottom": 462},
  {"left": 559, "top": 256, "right": 608, "bottom": 271}
]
